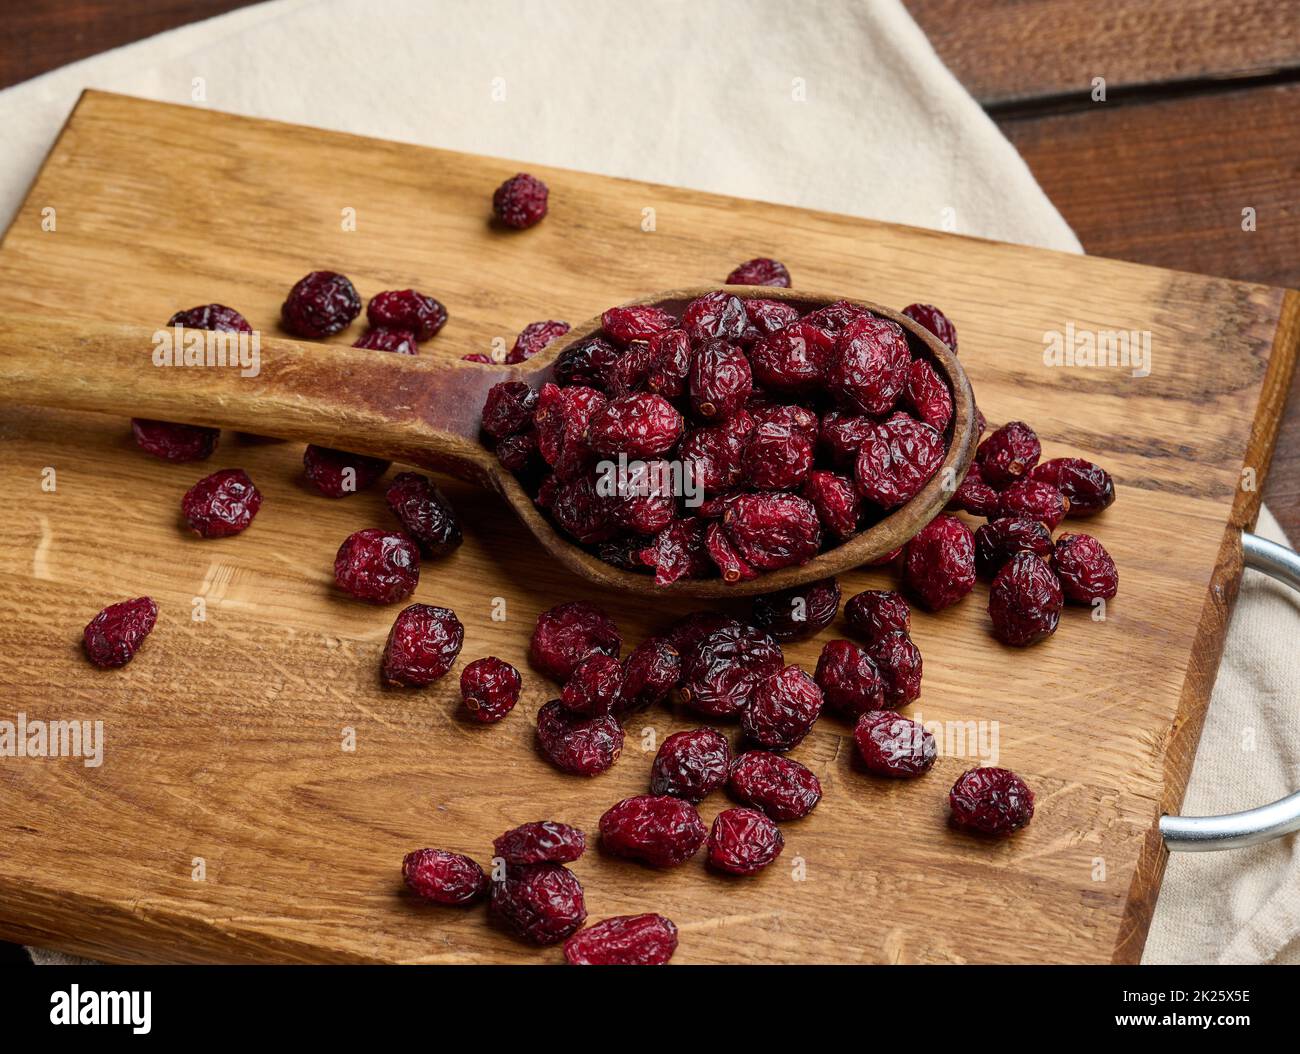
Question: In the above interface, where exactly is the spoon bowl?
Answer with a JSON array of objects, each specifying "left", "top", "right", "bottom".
[{"left": 0, "top": 288, "right": 976, "bottom": 597}]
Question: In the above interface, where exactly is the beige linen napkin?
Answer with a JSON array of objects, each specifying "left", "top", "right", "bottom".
[{"left": 0, "top": 0, "right": 1292, "bottom": 965}]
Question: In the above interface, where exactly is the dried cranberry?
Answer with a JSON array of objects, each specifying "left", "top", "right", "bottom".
[
  {"left": 704, "top": 521, "right": 757, "bottom": 582},
  {"left": 131, "top": 418, "right": 219, "bottom": 462},
  {"left": 460, "top": 657, "right": 522, "bottom": 722},
  {"left": 596, "top": 536, "right": 648, "bottom": 572},
  {"left": 904, "top": 359, "right": 953, "bottom": 434},
  {"left": 679, "top": 413, "right": 753, "bottom": 493},
  {"left": 304, "top": 445, "right": 390, "bottom": 497},
  {"left": 554, "top": 336, "right": 621, "bottom": 388},
  {"left": 463, "top": 352, "right": 495, "bottom": 363},
  {"left": 602, "top": 343, "right": 652, "bottom": 396},
  {"left": 402, "top": 848, "right": 488, "bottom": 905},
  {"left": 665, "top": 611, "right": 742, "bottom": 661},
  {"left": 492, "top": 173, "right": 549, "bottom": 229},
  {"left": 366, "top": 289, "right": 446, "bottom": 341},
  {"left": 727, "top": 752, "right": 822, "bottom": 820},
  {"left": 490, "top": 863, "right": 586, "bottom": 943},
  {"left": 613, "top": 495, "right": 675, "bottom": 540},
  {"left": 854, "top": 711, "right": 936, "bottom": 777},
  {"left": 334, "top": 529, "right": 420, "bottom": 604},
  {"left": 353, "top": 327, "right": 418, "bottom": 354},
  {"left": 722, "top": 493, "right": 820, "bottom": 571},
  {"left": 974, "top": 517, "right": 1053, "bottom": 580},
  {"left": 844, "top": 589, "right": 911, "bottom": 642},
  {"left": 645, "top": 328, "right": 692, "bottom": 396},
  {"left": 83, "top": 597, "right": 157, "bottom": 669},
  {"left": 1030, "top": 457, "right": 1116, "bottom": 516},
  {"left": 639, "top": 518, "right": 713, "bottom": 585},
  {"left": 1053, "top": 533, "right": 1119, "bottom": 602},
  {"left": 530, "top": 601, "right": 620, "bottom": 681},
  {"left": 902, "top": 514, "right": 976, "bottom": 611},
  {"left": 949, "top": 767, "right": 1034, "bottom": 836},
  {"left": 708, "top": 807, "right": 784, "bottom": 875},
  {"left": 612, "top": 470, "right": 676, "bottom": 536},
  {"left": 742, "top": 666, "right": 823, "bottom": 751},
  {"left": 383, "top": 472, "right": 461, "bottom": 557},
  {"left": 536, "top": 700, "right": 623, "bottom": 776},
  {"left": 988, "top": 552, "right": 1063, "bottom": 646},
  {"left": 743, "top": 298, "right": 801, "bottom": 338},
  {"left": 482, "top": 381, "right": 538, "bottom": 439},
  {"left": 948, "top": 462, "right": 1000, "bottom": 517},
  {"left": 508, "top": 319, "right": 569, "bottom": 363},
  {"left": 382, "top": 604, "right": 463, "bottom": 685},
  {"left": 976, "top": 422, "right": 1041, "bottom": 487},
  {"left": 689, "top": 339, "right": 752, "bottom": 421},
  {"left": 683, "top": 291, "right": 749, "bottom": 343},
  {"left": 281, "top": 270, "right": 361, "bottom": 337},
  {"left": 181, "top": 468, "right": 261, "bottom": 538},
  {"left": 900, "top": 303, "right": 958, "bottom": 353},
  {"left": 619, "top": 637, "right": 682, "bottom": 711},
  {"left": 560, "top": 654, "right": 624, "bottom": 716},
  {"left": 803, "top": 299, "right": 871, "bottom": 333},
  {"left": 749, "top": 401, "right": 819, "bottom": 443},
  {"left": 587, "top": 393, "right": 683, "bottom": 458},
  {"left": 650, "top": 728, "right": 731, "bottom": 802},
  {"left": 867, "top": 631, "right": 923, "bottom": 707},
  {"left": 826, "top": 315, "right": 911, "bottom": 415},
  {"left": 751, "top": 578, "right": 840, "bottom": 641},
  {"left": 741, "top": 417, "right": 814, "bottom": 490},
  {"left": 819, "top": 411, "right": 876, "bottom": 469},
  {"left": 494, "top": 821, "right": 586, "bottom": 865},
  {"left": 801, "top": 470, "right": 860, "bottom": 540},
  {"left": 496, "top": 432, "right": 539, "bottom": 474},
  {"left": 601, "top": 304, "right": 676, "bottom": 345},
  {"left": 676, "top": 623, "right": 784, "bottom": 717},
  {"left": 814, "top": 639, "right": 885, "bottom": 718},
  {"left": 533, "top": 383, "right": 606, "bottom": 480},
  {"left": 168, "top": 303, "right": 252, "bottom": 332},
  {"left": 548, "top": 474, "right": 618, "bottom": 545},
  {"left": 599, "top": 794, "right": 707, "bottom": 868},
  {"left": 564, "top": 913, "right": 678, "bottom": 965},
  {"left": 749, "top": 322, "right": 833, "bottom": 392},
  {"left": 855, "top": 415, "right": 945, "bottom": 509},
  {"left": 726, "top": 257, "right": 791, "bottom": 287},
  {"left": 997, "top": 478, "right": 1069, "bottom": 529}
]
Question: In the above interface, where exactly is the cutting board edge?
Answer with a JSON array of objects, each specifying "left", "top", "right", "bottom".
[{"left": 1111, "top": 286, "right": 1300, "bottom": 964}]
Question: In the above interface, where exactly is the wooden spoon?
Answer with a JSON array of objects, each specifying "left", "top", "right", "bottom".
[{"left": 0, "top": 288, "right": 976, "bottom": 597}]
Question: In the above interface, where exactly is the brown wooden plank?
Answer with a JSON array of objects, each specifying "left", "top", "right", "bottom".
[
  {"left": 906, "top": 0, "right": 1300, "bottom": 106},
  {"left": 0, "top": 0, "right": 258, "bottom": 90},
  {"left": 0, "top": 92, "right": 1295, "bottom": 963}
]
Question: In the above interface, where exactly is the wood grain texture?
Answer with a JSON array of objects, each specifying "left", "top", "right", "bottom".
[
  {"left": 906, "top": 0, "right": 1300, "bottom": 106},
  {"left": 0, "top": 91, "right": 1295, "bottom": 964},
  {"left": 0, "top": 0, "right": 259, "bottom": 89},
  {"left": 1001, "top": 83, "right": 1300, "bottom": 290}
]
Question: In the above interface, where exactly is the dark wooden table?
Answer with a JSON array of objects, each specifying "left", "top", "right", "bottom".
[{"left": 0, "top": 0, "right": 1297, "bottom": 966}]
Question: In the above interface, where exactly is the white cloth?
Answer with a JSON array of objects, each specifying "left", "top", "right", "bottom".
[{"left": 0, "top": 0, "right": 1291, "bottom": 965}]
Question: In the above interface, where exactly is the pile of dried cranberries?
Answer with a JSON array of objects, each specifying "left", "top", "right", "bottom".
[{"left": 480, "top": 291, "right": 958, "bottom": 585}]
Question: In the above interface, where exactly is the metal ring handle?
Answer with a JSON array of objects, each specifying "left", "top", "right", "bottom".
[{"left": 1160, "top": 532, "right": 1300, "bottom": 851}]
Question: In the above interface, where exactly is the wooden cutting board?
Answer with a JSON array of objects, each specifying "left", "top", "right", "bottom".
[{"left": 0, "top": 90, "right": 1295, "bottom": 964}]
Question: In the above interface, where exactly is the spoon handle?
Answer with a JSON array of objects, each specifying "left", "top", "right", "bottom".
[{"left": 0, "top": 313, "right": 506, "bottom": 483}]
